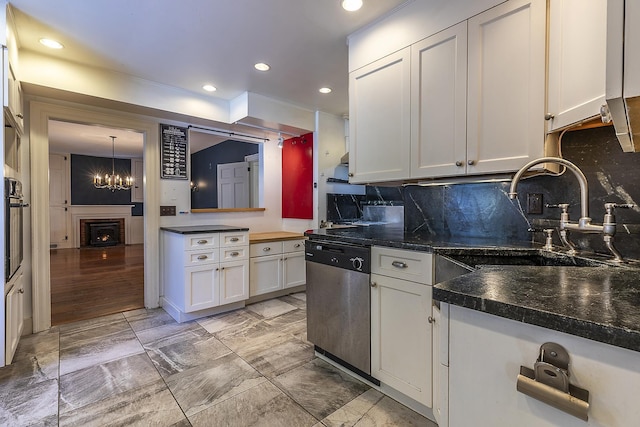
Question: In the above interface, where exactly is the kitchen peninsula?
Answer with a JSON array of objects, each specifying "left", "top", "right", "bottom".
[{"left": 305, "top": 224, "right": 640, "bottom": 426}]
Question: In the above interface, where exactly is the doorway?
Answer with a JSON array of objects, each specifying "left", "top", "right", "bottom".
[{"left": 48, "top": 120, "right": 145, "bottom": 325}]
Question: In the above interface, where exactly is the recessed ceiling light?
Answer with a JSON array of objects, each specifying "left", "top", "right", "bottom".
[
  {"left": 202, "top": 84, "right": 217, "bottom": 92},
  {"left": 341, "top": 0, "right": 363, "bottom": 12},
  {"left": 39, "top": 38, "right": 64, "bottom": 49},
  {"left": 254, "top": 62, "right": 271, "bottom": 71},
  {"left": 319, "top": 87, "right": 332, "bottom": 94}
]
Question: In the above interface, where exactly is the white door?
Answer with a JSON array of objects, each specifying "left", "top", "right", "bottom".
[
  {"left": 131, "top": 158, "right": 144, "bottom": 203},
  {"left": 371, "top": 273, "right": 433, "bottom": 407},
  {"left": 349, "top": 47, "right": 411, "bottom": 183},
  {"left": 220, "top": 260, "right": 249, "bottom": 305},
  {"left": 249, "top": 254, "right": 282, "bottom": 296},
  {"left": 411, "top": 21, "right": 468, "bottom": 178},
  {"left": 466, "top": 0, "right": 546, "bottom": 174},
  {"left": 283, "top": 252, "right": 306, "bottom": 288},
  {"left": 547, "top": 0, "right": 607, "bottom": 131},
  {"left": 217, "top": 161, "right": 250, "bottom": 208},
  {"left": 49, "top": 153, "right": 70, "bottom": 248}
]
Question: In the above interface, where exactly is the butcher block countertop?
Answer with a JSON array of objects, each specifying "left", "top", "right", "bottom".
[{"left": 249, "top": 231, "right": 306, "bottom": 243}]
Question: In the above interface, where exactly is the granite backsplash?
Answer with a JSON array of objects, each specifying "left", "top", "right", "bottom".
[{"left": 400, "top": 126, "right": 640, "bottom": 260}]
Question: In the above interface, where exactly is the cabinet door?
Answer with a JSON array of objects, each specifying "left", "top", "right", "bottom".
[
  {"left": 184, "top": 264, "right": 219, "bottom": 312},
  {"left": 467, "top": 0, "right": 546, "bottom": 174},
  {"left": 449, "top": 305, "right": 640, "bottom": 426},
  {"left": 349, "top": 48, "right": 411, "bottom": 183},
  {"left": 220, "top": 260, "right": 249, "bottom": 305},
  {"left": 411, "top": 22, "right": 468, "bottom": 178},
  {"left": 5, "top": 274, "right": 24, "bottom": 364},
  {"left": 249, "top": 254, "right": 282, "bottom": 296},
  {"left": 49, "top": 154, "right": 70, "bottom": 248},
  {"left": 547, "top": 0, "right": 607, "bottom": 131},
  {"left": 371, "top": 273, "right": 432, "bottom": 406},
  {"left": 283, "top": 251, "right": 306, "bottom": 288},
  {"left": 131, "top": 158, "right": 143, "bottom": 203}
]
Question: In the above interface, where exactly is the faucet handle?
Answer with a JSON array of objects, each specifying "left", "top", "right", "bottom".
[
  {"left": 546, "top": 203, "right": 570, "bottom": 213},
  {"left": 604, "top": 203, "right": 634, "bottom": 213}
]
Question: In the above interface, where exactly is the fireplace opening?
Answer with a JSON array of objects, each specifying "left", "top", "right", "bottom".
[{"left": 88, "top": 222, "right": 120, "bottom": 247}]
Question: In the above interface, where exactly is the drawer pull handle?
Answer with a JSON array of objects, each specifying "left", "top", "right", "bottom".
[
  {"left": 263, "top": 247, "right": 271, "bottom": 252},
  {"left": 197, "top": 255, "right": 208, "bottom": 260},
  {"left": 230, "top": 237, "right": 239, "bottom": 242},
  {"left": 391, "top": 261, "right": 408, "bottom": 269},
  {"left": 294, "top": 243, "right": 301, "bottom": 248},
  {"left": 230, "top": 251, "right": 239, "bottom": 257},
  {"left": 197, "top": 239, "right": 208, "bottom": 245}
]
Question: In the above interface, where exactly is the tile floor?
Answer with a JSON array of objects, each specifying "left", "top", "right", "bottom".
[{"left": 0, "top": 293, "right": 435, "bottom": 426}]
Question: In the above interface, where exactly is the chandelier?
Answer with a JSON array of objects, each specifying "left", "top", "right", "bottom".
[{"left": 93, "top": 136, "right": 133, "bottom": 191}]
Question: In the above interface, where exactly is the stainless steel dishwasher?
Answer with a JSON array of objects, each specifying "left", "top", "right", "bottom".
[{"left": 305, "top": 239, "right": 378, "bottom": 384}]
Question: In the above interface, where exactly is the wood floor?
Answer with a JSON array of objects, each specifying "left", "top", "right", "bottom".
[{"left": 50, "top": 244, "right": 144, "bottom": 325}]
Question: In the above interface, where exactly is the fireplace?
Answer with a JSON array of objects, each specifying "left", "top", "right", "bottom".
[
  {"left": 88, "top": 222, "right": 120, "bottom": 247},
  {"left": 80, "top": 218, "right": 125, "bottom": 247}
]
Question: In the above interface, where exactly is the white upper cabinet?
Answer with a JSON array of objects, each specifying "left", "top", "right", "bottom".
[
  {"left": 348, "top": 48, "right": 411, "bottom": 184},
  {"left": 546, "top": 0, "right": 607, "bottom": 131},
  {"left": 348, "top": 0, "right": 548, "bottom": 183},
  {"left": 410, "top": 22, "right": 468, "bottom": 178},
  {"left": 466, "top": 0, "right": 547, "bottom": 175}
]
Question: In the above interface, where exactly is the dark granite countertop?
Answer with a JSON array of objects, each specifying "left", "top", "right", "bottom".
[
  {"left": 305, "top": 225, "right": 640, "bottom": 352},
  {"left": 161, "top": 225, "right": 249, "bottom": 234}
]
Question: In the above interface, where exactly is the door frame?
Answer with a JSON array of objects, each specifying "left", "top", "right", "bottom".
[{"left": 30, "top": 100, "right": 161, "bottom": 333}]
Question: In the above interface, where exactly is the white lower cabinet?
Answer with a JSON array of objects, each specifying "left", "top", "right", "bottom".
[
  {"left": 5, "top": 272, "right": 24, "bottom": 364},
  {"left": 162, "top": 229, "right": 249, "bottom": 321},
  {"left": 370, "top": 246, "right": 433, "bottom": 408},
  {"left": 220, "top": 259, "right": 249, "bottom": 305},
  {"left": 249, "top": 239, "right": 305, "bottom": 297},
  {"left": 446, "top": 304, "right": 640, "bottom": 426}
]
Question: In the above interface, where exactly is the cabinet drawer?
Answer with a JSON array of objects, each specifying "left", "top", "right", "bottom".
[
  {"left": 221, "top": 232, "right": 248, "bottom": 247},
  {"left": 184, "top": 234, "right": 218, "bottom": 250},
  {"left": 371, "top": 246, "right": 433, "bottom": 284},
  {"left": 184, "top": 249, "right": 218, "bottom": 266},
  {"left": 283, "top": 239, "right": 305, "bottom": 253},
  {"left": 250, "top": 241, "right": 284, "bottom": 257},
  {"left": 220, "top": 246, "right": 248, "bottom": 262}
]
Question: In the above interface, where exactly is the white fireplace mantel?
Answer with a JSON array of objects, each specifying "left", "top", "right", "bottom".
[{"left": 70, "top": 205, "right": 133, "bottom": 248}]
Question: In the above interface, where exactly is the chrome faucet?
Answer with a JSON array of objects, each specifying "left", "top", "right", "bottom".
[{"left": 509, "top": 157, "right": 633, "bottom": 262}]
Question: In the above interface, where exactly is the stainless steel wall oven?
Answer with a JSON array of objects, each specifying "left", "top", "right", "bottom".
[{"left": 5, "top": 178, "right": 24, "bottom": 282}]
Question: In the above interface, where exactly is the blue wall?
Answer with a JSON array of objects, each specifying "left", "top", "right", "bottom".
[
  {"left": 190, "top": 140, "right": 259, "bottom": 209},
  {"left": 71, "top": 154, "right": 133, "bottom": 205}
]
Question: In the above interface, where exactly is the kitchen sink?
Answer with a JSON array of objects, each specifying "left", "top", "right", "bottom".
[{"left": 442, "top": 250, "right": 615, "bottom": 270}]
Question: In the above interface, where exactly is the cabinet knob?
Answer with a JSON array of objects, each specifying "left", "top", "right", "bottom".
[
  {"left": 428, "top": 316, "right": 435, "bottom": 324},
  {"left": 370, "top": 282, "right": 377, "bottom": 288},
  {"left": 197, "top": 255, "right": 208, "bottom": 260},
  {"left": 348, "top": 173, "right": 354, "bottom": 177},
  {"left": 455, "top": 161, "right": 463, "bottom": 167},
  {"left": 544, "top": 113, "right": 555, "bottom": 121},
  {"left": 18, "top": 288, "right": 24, "bottom": 294},
  {"left": 263, "top": 247, "right": 271, "bottom": 252},
  {"left": 230, "top": 237, "right": 239, "bottom": 242},
  {"left": 197, "top": 239, "right": 208, "bottom": 245},
  {"left": 467, "top": 160, "right": 475, "bottom": 166},
  {"left": 16, "top": 113, "right": 23, "bottom": 119},
  {"left": 230, "top": 251, "right": 239, "bottom": 257},
  {"left": 294, "top": 243, "right": 301, "bottom": 248}
]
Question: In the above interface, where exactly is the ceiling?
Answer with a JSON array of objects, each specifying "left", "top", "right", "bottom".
[
  {"left": 11, "top": 0, "right": 408, "bottom": 117},
  {"left": 13, "top": 0, "right": 408, "bottom": 157}
]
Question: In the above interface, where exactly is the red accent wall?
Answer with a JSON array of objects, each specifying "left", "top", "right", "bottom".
[{"left": 282, "top": 132, "right": 313, "bottom": 219}]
